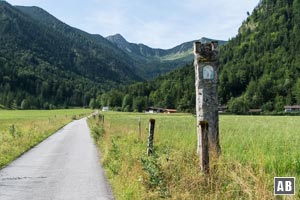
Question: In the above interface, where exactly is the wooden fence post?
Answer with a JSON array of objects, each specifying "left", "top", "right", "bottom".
[
  {"left": 199, "top": 121, "right": 209, "bottom": 173},
  {"left": 98, "top": 114, "right": 104, "bottom": 124},
  {"left": 138, "top": 117, "right": 142, "bottom": 139},
  {"left": 147, "top": 119, "right": 155, "bottom": 156}
]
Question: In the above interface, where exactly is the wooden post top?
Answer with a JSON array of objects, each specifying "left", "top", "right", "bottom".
[
  {"left": 149, "top": 118, "right": 155, "bottom": 123},
  {"left": 193, "top": 41, "right": 219, "bottom": 62}
]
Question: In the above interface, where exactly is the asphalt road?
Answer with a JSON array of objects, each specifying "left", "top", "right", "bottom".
[{"left": 0, "top": 118, "right": 114, "bottom": 200}]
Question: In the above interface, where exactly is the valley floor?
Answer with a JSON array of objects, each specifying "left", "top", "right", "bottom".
[{"left": 88, "top": 112, "right": 300, "bottom": 199}]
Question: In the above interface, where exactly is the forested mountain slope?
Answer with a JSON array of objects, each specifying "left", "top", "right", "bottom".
[
  {"left": 0, "top": 1, "right": 141, "bottom": 109},
  {"left": 219, "top": 0, "right": 300, "bottom": 112}
]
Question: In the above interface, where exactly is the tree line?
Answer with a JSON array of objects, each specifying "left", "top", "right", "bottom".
[{"left": 92, "top": 64, "right": 195, "bottom": 113}]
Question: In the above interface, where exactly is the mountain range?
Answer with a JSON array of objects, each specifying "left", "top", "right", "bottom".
[
  {"left": 106, "top": 34, "right": 226, "bottom": 78},
  {"left": 0, "top": 1, "right": 224, "bottom": 109},
  {"left": 100, "top": 0, "right": 300, "bottom": 114}
]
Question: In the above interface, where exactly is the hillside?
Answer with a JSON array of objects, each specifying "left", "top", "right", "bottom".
[
  {"left": 15, "top": 5, "right": 140, "bottom": 77},
  {"left": 101, "top": 0, "right": 300, "bottom": 113},
  {"left": 0, "top": 1, "right": 141, "bottom": 109},
  {"left": 107, "top": 34, "right": 226, "bottom": 79},
  {"left": 219, "top": 0, "right": 300, "bottom": 113}
]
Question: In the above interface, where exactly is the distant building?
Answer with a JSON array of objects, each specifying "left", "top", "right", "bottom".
[
  {"left": 284, "top": 105, "right": 300, "bottom": 112},
  {"left": 102, "top": 106, "right": 109, "bottom": 112},
  {"left": 249, "top": 109, "right": 262, "bottom": 114},
  {"left": 218, "top": 105, "right": 228, "bottom": 113},
  {"left": 145, "top": 107, "right": 165, "bottom": 113},
  {"left": 164, "top": 109, "right": 177, "bottom": 114},
  {"left": 145, "top": 107, "right": 177, "bottom": 114}
]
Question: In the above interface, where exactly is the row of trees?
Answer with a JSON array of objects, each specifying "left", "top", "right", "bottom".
[{"left": 92, "top": 65, "right": 195, "bottom": 113}]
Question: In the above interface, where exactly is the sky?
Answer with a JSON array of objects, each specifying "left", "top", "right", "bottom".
[{"left": 6, "top": 0, "right": 260, "bottom": 49}]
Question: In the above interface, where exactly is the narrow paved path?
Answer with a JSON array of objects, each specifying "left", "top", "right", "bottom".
[{"left": 0, "top": 118, "right": 114, "bottom": 200}]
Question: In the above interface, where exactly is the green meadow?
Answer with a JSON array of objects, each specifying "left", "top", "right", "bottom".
[
  {"left": 0, "top": 109, "right": 92, "bottom": 168},
  {"left": 88, "top": 112, "right": 300, "bottom": 199}
]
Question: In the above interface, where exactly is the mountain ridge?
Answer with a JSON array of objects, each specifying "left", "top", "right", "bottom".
[
  {"left": 106, "top": 33, "right": 227, "bottom": 79},
  {"left": 14, "top": 5, "right": 142, "bottom": 80}
]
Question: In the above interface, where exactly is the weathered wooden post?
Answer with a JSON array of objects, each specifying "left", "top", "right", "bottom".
[
  {"left": 199, "top": 121, "right": 209, "bottom": 173},
  {"left": 147, "top": 119, "right": 155, "bottom": 156},
  {"left": 138, "top": 117, "right": 142, "bottom": 139},
  {"left": 194, "top": 41, "right": 221, "bottom": 172},
  {"left": 98, "top": 114, "right": 105, "bottom": 124}
]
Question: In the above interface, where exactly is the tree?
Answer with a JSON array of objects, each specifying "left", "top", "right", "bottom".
[
  {"left": 43, "top": 102, "right": 49, "bottom": 110},
  {"left": 274, "top": 95, "right": 285, "bottom": 112},
  {"left": 122, "top": 94, "right": 132, "bottom": 112},
  {"left": 292, "top": 78, "right": 300, "bottom": 104},
  {"left": 107, "top": 91, "right": 122, "bottom": 107},
  {"left": 21, "top": 99, "right": 29, "bottom": 110},
  {"left": 133, "top": 97, "right": 145, "bottom": 112},
  {"left": 89, "top": 98, "right": 96, "bottom": 109},
  {"left": 228, "top": 96, "right": 250, "bottom": 114}
]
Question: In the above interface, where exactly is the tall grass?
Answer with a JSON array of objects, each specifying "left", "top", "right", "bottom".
[
  {"left": 0, "top": 109, "right": 92, "bottom": 168},
  {"left": 88, "top": 112, "right": 300, "bottom": 199}
]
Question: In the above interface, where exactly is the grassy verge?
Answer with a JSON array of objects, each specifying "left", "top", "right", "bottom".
[
  {"left": 0, "top": 109, "right": 92, "bottom": 168},
  {"left": 88, "top": 112, "right": 300, "bottom": 199}
]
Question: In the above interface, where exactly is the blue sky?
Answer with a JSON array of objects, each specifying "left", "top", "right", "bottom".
[{"left": 6, "top": 0, "right": 260, "bottom": 49}]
